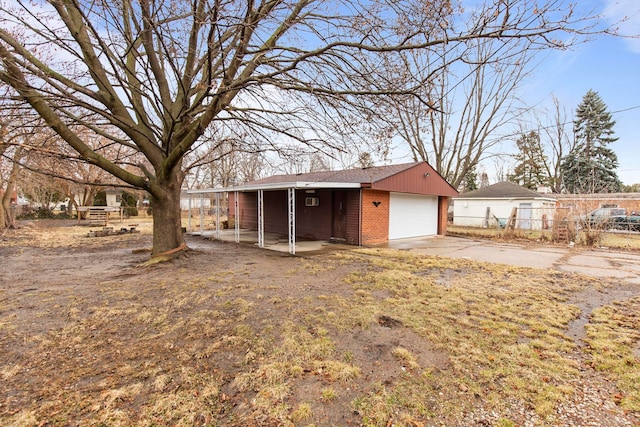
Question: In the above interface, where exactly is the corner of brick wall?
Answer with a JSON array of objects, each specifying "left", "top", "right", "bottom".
[{"left": 361, "top": 190, "right": 389, "bottom": 245}]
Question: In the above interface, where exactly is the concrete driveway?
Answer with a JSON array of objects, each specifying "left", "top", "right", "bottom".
[
  {"left": 385, "top": 236, "right": 640, "bottom": 285},
  {"left": 194, "top": 229, "right": 640, "bottom": 285}
]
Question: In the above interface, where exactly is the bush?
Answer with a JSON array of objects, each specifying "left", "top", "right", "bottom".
[
  {"left": 581, "top": 230, "right": 603, "bottom": 246},
  {"left": 121, "top": 191, "right": 139, "bottom": 217},
  {"left": 17, "top": 207, "right": 66, "bottom": 220}
]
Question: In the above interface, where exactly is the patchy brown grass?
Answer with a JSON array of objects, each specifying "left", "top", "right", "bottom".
[
  {"left": 447, "top": 225, "right": 640, "bottom": 250},
  {"left": 584, "top": 297, "right": 640, "bottom": 411},
  {"left": 1, "top": 221, "right": 639, "bottom": 426}
]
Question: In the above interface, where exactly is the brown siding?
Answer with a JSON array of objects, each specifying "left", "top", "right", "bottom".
[
  {"left": 437, "top": 196, "right": 450, "bottom": 235},
  {"left": 361, "top": 189, "right": 389, "bottom": 245},
  {"left": 235, "top": 189, "right": 334, "bottom": 240},
  {"left": 372, "top": 163, "right": 458, "bottom": 197},
  {"left": 239, "top": 192, "right": 258, "bottom": 228},
  {"left": 297, "top": 190, "right": 333, "bottom": 240},
  {"left": 263, "top": 190, "right": 288, "bottom": 234},
  {"left": 344, "top": 190, "right": 361, "bottom": 245},
  {"left": 228, "top": 192, "right": 237, "bottom": 223}
]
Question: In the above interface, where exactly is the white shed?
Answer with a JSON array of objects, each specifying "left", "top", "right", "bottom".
[{"left": 453, "top": 182, "right": 557, "bottom": 230}]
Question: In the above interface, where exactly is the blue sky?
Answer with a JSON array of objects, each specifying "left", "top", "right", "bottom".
[{"left": 524, "top": 0, "right": 640, "bottom": 185}]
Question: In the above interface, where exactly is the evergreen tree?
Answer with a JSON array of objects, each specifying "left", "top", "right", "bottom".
[
  {"left": 463, "top": 165, "right": 478, "bottom": 192},
  {"left": 510, "top": 130, "right": 548, "bottom": 190},
  {"left": 560, "top": 90, "right": 622, "bottom": 193}
]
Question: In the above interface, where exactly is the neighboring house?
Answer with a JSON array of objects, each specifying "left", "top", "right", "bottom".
[
  {"left": 453, "top": 182, "right": 556, "bottom": 230},
  {"left": 105, "top": 188, "right": 121, "bottom": 207},
  {"left": 189, "top": 162, "right": 458, "bottom": 250}
]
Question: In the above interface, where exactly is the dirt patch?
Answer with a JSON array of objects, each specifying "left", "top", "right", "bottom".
[
  {"left": 1, "top": 221, "right": 639, "bottom": 426},
  {"left": 567, "top": 283, "right": 640, "bottom": 343}
]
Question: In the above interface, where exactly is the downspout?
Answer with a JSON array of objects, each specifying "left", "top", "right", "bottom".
[
  {"left": 215, "top": 192, "right": 220, "bottom": 239},
  {"left": 257, "top": 190, "right": 264, "bottom": 248},
  {"left": 234, "top": 191, "right": 240, "bottom": 243},
  {"left": 199, "top": 193, "right": 204, "bottom": 234}
]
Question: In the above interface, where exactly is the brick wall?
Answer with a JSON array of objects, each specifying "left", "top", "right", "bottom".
[{"left": 361, "top": 189, "right": 389, "bottom": 245}]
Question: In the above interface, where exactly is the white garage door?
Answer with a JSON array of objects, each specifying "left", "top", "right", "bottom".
[{"left": 389, "top": 193, "right": 438, "bottom": 240}]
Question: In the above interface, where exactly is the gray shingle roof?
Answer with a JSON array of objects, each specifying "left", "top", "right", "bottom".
[
  {"left": 246, "top": 162, "right": 422, "bottom": 185},
  {"left": 457, "top": 182, "right": 546, "bottom": 199}
]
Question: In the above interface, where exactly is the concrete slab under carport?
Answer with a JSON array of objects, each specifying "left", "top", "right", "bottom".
[{"left": 188, "top": 229, "right": 335, "bottom": 253}]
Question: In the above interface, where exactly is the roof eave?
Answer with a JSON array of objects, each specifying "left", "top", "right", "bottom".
[{"left": 186, "top": 181, "right": 362, "bottom": 194}]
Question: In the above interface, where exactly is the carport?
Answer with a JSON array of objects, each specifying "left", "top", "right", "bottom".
[
  {"left": 186, "top": 162, "right": 458, "bottom": 254},
  {"left": 186, "top": 181, "right": 360, "bottom": 254}
]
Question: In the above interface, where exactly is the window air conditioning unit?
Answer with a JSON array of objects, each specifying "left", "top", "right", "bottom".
[{"left": 305, "top": 197, "right": 320, "bottom": 207}]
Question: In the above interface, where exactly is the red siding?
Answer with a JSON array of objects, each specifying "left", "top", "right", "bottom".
[{"left": 372, "top": 163, "right": 458, "bottom": 197}]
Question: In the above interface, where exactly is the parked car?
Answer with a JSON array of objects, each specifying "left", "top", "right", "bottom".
[
  {"left": 579, "top": 208, "right": 640, "bottom": 231},
  {"left": 610, "top": 211, "right": 640, "bottom": 232}
]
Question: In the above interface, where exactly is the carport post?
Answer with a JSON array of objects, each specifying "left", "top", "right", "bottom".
[
  {"left": 187, "top": 193, "right": 192, "bottom": 232},
  {"left": 234, "top": 191, "right": 240, "bottom": 243},
  {"left": 199, "top": 193, "right": 204, "bottom": 234},
  {"left": 215, "top": 192, "right": 220, "bottom": 239},
  {"left": 288, "top": 187, "right": 295, "bottom": 254},
  {"left": 257, "top": 190, "right": 264, "bottom": 248}
]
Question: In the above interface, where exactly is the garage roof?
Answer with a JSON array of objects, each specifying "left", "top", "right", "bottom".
[
  {"left": 188, "top": 162, "right": 458, "bottom": 196},
  {"left": 249, "top": 162, "right": 422, "bottom": 185}
]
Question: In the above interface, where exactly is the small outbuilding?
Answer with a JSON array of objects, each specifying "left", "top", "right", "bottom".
[
  {"left": 188, "top": 162, "right": 458, "bottom": 253},
  {"left": 453, "top": 182, "right": 556, "bottom": 230}
]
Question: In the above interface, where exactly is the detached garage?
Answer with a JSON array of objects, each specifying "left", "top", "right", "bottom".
[
  {"left": 188, "top": 162, "right": 458, "bottom": 253},
  {"left": 453, "top": 182, "right": 556, "bottom": 230},
  {"left": 389, "top": 193, "right": 439, "bottom": 239}
]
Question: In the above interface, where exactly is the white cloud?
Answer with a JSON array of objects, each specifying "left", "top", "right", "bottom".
[{"left": 603, "top": 0, "right": 640, "bottom": 53}]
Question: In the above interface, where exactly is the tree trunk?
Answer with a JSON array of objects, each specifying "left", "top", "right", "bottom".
[
  {"left": 1, "top": 184, "right": 15, "bottom": 229},
  {"left": 1, "top": 150, "right": 21, "bottom": 230},
  {"left": 0, "top": 198, "right": 6, "bottom": 230},
  {"left": 150, "top": 169, "right": 187, "bottom": 257}
]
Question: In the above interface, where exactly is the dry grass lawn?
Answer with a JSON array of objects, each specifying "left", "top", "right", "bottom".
[
  {"left": 447, "top": 225, "right": 640, "bottom": 251},
  {"left": 1, "top": 220, "right": 639, "bottom": 426}
]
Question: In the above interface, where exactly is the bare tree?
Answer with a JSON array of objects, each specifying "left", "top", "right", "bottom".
[
  {"left": 366, "top": 30, "right": 546, "bottom": 189},
  {"left": 0, "top": 0, "right": 604, "bottom": 256},
  {"left": 492, "top": 156, "right": 512, "bottom": 184},
  {"left": 348, "top": 2, "right": 610, "bottom": 189},
  {"left": 187, "top": 129, "right": 266, "bottom": 189},
  {"left": 538, "top": 95, "right": 576, "bottom": 192}
]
